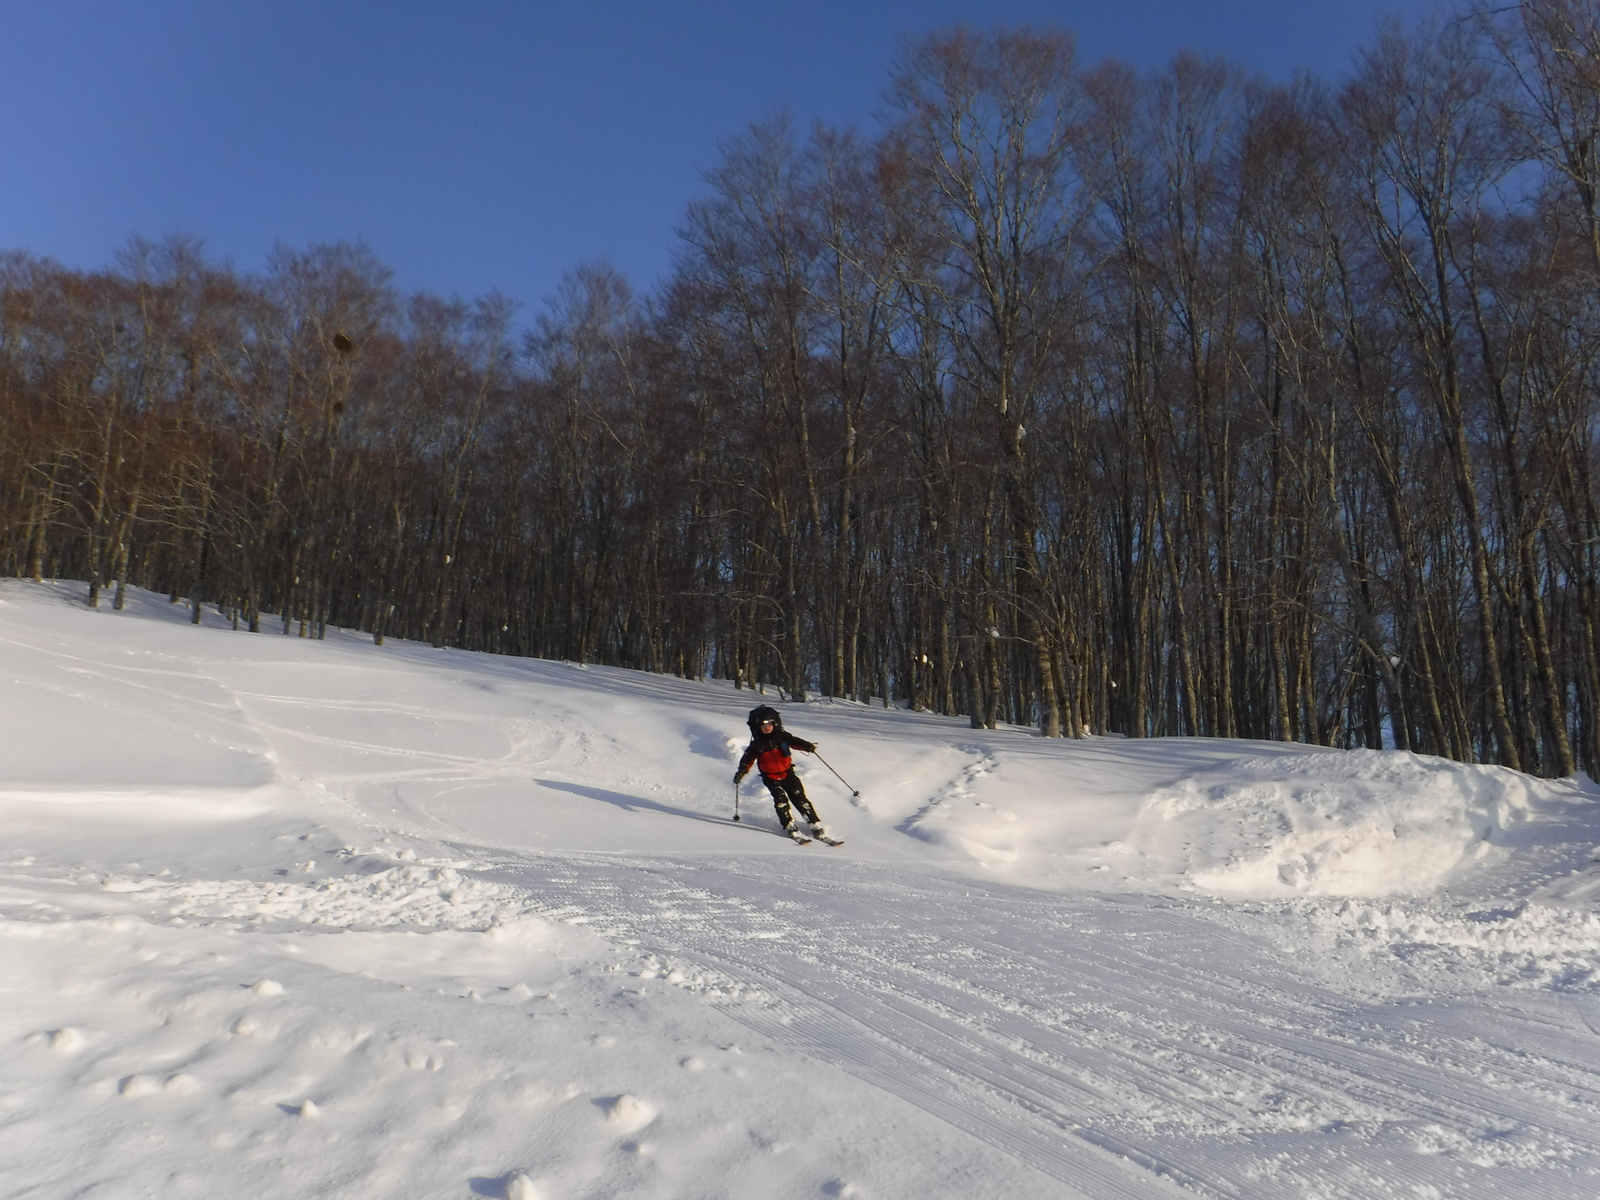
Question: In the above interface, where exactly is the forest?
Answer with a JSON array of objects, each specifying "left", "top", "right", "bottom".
[{"left": 4, "top": 1, "right": 1600, "bottom": 777}]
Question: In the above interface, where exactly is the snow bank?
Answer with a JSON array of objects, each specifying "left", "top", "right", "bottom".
[
  {"left": 1137, "top": 749, "right": 1538, "bottom": 898},
  {"left": 897, "top": 749, "right": 1026, "bottom": 868}
]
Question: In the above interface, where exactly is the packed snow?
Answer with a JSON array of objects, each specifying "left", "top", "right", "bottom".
[{"left": 3, "top": 578, "right": 1600, "bottom": 1199}]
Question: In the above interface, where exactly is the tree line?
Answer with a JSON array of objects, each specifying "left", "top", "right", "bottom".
[{"left": 6, "top": 1, "right": 1600, "bottom": 777}]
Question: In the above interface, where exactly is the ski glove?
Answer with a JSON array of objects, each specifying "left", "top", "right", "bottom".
[{"left": 733, "top": 771, "right": 745, "bottom": 784}]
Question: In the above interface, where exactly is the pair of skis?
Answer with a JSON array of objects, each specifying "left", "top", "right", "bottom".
[
  {"left": 786, "top": 827, "right": 844, "bottom": 848},
  {"left": 734, "top": 762, "right": 853, "bottom": 847}
]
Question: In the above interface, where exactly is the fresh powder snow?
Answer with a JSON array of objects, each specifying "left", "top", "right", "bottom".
[{"left": 3, "top": 579, "right": 1599, "bottom": 1199}]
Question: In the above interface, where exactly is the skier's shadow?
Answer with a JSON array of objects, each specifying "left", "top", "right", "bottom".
[{"left": 533, "top": 778, "right": 769, "bottom": 831}]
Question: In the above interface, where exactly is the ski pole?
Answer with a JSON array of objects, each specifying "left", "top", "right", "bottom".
[
  {"left": 733, "top": 778, "right": 742, "bottom": 822},
  {"left": 813, "top": 752, "right": 860, "bottom": 798}
]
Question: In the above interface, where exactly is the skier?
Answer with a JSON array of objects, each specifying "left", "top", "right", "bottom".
[{"left": 734, "top": 705, "right": 833, "bottom": 842}]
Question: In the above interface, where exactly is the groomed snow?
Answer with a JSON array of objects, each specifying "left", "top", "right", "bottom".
[{"left": 3, "top": 579, "right": 1600, "bottom": 1199}]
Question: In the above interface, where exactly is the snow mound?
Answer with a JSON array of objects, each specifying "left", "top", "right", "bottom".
[
  {"left": 600, "top": 1092, "right": 657, "bottom": 1132},
  {"left": 901, "top": 797, "right": 1020, "bottom": 868},
  {"left": 1139, "top": 749, "right": 1536, "bottom": 897},
  {"left": 899, "top": 751, "right": 1021, "bottom": 868},
  {"left": 23, "top": 1027, "right": 85, "bottom": 1054}
]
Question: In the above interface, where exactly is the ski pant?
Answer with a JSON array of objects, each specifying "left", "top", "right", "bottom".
[{"left": 761, "top": 771, "right": 820, "bottom": 828}]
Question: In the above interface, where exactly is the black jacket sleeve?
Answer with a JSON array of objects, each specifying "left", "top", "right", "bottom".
[{"left": 736, "top": 740, "right": 759, "bottom": 776}]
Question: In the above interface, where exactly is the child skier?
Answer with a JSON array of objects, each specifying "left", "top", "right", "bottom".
[{"left": 734, "top": 705, "right": 833, "bottom": 842}]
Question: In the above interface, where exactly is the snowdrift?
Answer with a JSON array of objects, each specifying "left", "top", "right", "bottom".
[{"left": 1135, "top": 748, "right": 1545, "bottom": 897}]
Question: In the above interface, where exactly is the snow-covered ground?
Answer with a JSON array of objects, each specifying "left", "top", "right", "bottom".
[{"left": 4, "top": 579, "right": 1600, "bottom": 1200}]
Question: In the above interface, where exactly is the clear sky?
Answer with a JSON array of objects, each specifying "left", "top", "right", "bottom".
[{"left": 2, "top": 0, "right": 1437, "bottom": 315}]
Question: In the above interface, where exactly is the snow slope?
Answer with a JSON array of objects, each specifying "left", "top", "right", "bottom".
[{"left": 3, "top": 579, "right": 1600, "bottom": 1199}]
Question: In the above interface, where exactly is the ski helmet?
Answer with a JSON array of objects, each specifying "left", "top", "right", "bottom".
[{"left": 747, "top": 704, "right": 782, "bottom": 736}]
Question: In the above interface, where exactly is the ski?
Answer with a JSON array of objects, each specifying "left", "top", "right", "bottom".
[
  {"left": 785, "top": 828, "right": 813, "bottom": 845},
  {"left": 814, "top": 835, "right": 845, "bottom": 847}
]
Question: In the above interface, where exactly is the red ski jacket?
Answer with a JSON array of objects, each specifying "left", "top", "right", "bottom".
[{"left": 736, "top": 731, "right": 815, "bottom": 780}]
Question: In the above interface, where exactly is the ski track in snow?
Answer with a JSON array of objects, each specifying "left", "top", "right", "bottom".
[{"left": 477, "top": 849, "right": 1600, "bottom": 1200}]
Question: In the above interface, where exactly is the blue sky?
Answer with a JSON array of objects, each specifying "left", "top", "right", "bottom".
[{"left": 2, "top": 1, "right": 1435, "bottom": 315}]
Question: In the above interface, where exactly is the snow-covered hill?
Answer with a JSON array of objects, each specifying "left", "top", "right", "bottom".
[{"left": 3, "top": 579, "right": 1599, "bottom": 1199}]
